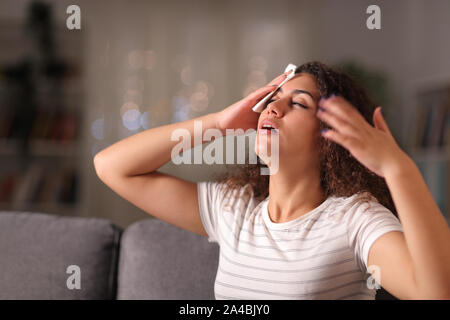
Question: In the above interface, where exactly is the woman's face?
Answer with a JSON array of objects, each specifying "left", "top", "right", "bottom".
[{"left": 255, "top": 73, "right": 322, "bottom": 168}]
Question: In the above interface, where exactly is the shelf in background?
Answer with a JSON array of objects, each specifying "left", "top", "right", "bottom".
[{"left": 0, "top": 17, "right": 85, "bottom": 218}]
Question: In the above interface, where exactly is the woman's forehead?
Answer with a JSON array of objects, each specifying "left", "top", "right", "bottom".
[
  {"left": 280, "top": 73, "right": 320, "bottom": 98},
  {"left": 288, "top": 73, "right": 317, "bottom": 87}
]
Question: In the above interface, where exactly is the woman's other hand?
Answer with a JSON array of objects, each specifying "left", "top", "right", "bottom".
[{"left": 317, "top": 94, "right": 413, "bottom": 178}]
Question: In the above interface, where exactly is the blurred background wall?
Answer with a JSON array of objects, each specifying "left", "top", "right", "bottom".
[{"left": 0, "top": 0, "right": 448, "bottom": 228}]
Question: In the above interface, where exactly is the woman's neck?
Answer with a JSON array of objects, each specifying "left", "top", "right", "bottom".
[{"left": 267, "top": 162, "right": 325, "bottom": 223}]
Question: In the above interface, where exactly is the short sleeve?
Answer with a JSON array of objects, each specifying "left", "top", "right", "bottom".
[
  {"left": 345, "top": 197, "right": 404, "bottom": 273},
  {"left": 197, "top": 181, "right": 228, "bottom": 244}
]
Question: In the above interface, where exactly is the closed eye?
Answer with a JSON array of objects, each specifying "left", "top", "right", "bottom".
[{"left": 267, "top": 99, "right": 308, "bottom": 109}]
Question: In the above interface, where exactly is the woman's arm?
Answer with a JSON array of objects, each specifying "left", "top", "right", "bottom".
[
  {"left": 317, "top": 95, "right": 450, "bottom": 299},
  {"left": 383, "top": 154, "right": 450, "bottom": 298},
  {"left": 93, "top": 112, "right": 220, "bottom": 178},
  {"left": 93, "top": 112, "right": 221, "bottom": 236}
]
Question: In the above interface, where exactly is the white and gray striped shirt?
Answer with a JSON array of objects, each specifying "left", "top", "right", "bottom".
[{"left": 197, "top": 181, "right": 404, "bottom": 300}]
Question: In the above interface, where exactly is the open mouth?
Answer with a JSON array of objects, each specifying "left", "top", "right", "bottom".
[{"left": 259, "top": 124, "right": 279, "bottom": 135}]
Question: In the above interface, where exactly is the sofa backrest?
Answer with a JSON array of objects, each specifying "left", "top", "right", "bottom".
[
  {"left": 0, "top": 211, "right": 396, "bottom": 300},
  {"left": 0, "top": 211, "right": 122, "bottom": 299},
  {"left": 117, "top": 218, "right": 219, "bottom": 300}
]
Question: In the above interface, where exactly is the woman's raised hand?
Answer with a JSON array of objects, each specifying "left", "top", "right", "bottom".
[
  {"left": 317, "top": 94, "right": 412, "bottom": 178},
  {"left": 214, "top": 71, "right": 291, "bottom": 134}
]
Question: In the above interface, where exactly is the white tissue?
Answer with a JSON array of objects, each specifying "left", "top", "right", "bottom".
[{"left": 252, "top": 63, "right": 298, "bottom": 113}]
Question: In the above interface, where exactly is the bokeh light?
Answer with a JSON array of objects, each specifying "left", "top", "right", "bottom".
[
  {"left": 140, "top": 111, "right": 150, "bottom": 130},
  {"left": 172, "top": 96, "right": 190, "bottom": 122},
  {"left": 181, "top": 66, "right": 194, "bottom": 86},
  {"left": 247, "top": 70, "right": 266, "bottom": 87},
  {"left": 124, "top": 89, "right": 143, "bottom": 106},
  {"left": 90, "top": 116, "right": 104, "bottom": 140},
  {"left": 243, "top": 55, "right": 269, "bottom": 98},
  {"left": 128, "top": 50, "right": 144, "bottom": 69},
  {"left": 122, "top": 109, "right": 141, "bottom": 131},
  {"left": 189, "top": 91, "right": 209, "bottom": 112},
  {"left": 120, "top": 101, "right": 140, "bottom": 116}
]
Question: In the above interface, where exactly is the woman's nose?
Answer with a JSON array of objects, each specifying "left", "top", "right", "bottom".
[{"left": 267, "top": 100, "right": 284, "bottom": 117}]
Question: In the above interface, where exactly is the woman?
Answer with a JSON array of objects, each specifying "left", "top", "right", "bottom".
[{"left": 94, "top": 61, "right": 450, "bottom": 300}]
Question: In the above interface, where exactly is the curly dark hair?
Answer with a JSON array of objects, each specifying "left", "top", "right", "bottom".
[{"left": 213, "top": 61, "right": 397, "bottom": 217}]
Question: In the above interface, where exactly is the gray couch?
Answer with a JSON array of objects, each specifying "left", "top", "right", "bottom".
[
  {"left": 0, "top": 211, "right": 219, "bottom": 299},
  {"left": 0, "top": 211, "right": 396, "bottom": 300}
]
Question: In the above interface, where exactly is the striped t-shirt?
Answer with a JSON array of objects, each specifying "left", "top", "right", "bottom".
[{"left": 197, "top": 181, "right": 404, "bottom": 300}]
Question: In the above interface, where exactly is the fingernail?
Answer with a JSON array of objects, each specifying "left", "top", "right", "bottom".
[{"left": 380, "top": 107, "right": 383, "bottom": 116}]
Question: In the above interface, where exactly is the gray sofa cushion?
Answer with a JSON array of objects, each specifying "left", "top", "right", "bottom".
[
  {"left": 0, "top": 211, "right": 121, "bottom": 299},
  {"left": 117, "top": 219, "right": 219, "bottom": 300}
]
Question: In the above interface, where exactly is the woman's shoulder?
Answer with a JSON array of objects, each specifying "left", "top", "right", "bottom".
[
  {"left": 330, "top": 191, "right": 379, "bottom": 209},
  {"left": 199, "top": 180, "right": 259, "bottom": 212},
  {"left": 325, "top": 191, "right": 393, "bottom": 223}
]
